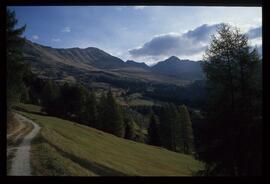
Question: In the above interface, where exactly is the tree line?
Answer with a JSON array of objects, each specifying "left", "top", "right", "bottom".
[
  {"left": 148, "top": 104, "right": 194, "bottom": 154},
  {"left": 39, "top": 79, "right": 194, "bottom": 154}
]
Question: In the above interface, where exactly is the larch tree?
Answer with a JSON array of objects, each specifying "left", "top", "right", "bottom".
[
  {"left": 101, "top": 90, "right": 125, "bottom": 137},
  {"left": 159, "top": 103, "right": 181, "bottom": 152},
  {"left": 97, "top": 92, "right": 107, "bottom": 130},
  {"left": 6, "top": 9, "right": 27, "bottom": 113},
  {"left": 124, "top": 120, "right": 135, "bottom": 140},
  {"left": 198, "top": 23, "right": 262, "bottom": 176},
  {"left": 85, "top": 91, "right": 97, "bottom": 128},
  {"left": 178, "top": 105, "right": 194, "bottom": 154},
  {"left": 41, "top": 80, "right": 60, "bottom": 115},
  {"left": 148, "top": 113, "right": 161, "bottom": 146}
]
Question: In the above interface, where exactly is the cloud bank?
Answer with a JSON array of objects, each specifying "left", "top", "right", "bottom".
[
  {"left": 52, "top": 38, "right": 61, "bottom": 42},
  {"left": 129, "top": 24, "right": 219, "bottom": 58},
  {"left": 32, "top": 35, "right": 39, "bottom": 40},
  {"left": 134, "top": 6, "right": 146, "bottom": 10},
  {"left": 129, "top": 24, "right": 262, "bottom": 61},
  {"left": 61, "top": 26, "right": 71, "bottom": 33},
  {"left": 247, "top": 26, "right": 262, "bottom": 39}
]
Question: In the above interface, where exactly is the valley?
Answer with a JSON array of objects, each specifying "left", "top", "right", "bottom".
[{"left": 21, "top": 39, "right": 206, "bottom": 109}]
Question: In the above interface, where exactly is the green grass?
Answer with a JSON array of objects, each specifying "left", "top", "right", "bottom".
[
  {"left": 15, "top": 103, "right": 42, "bottom": 113},
  {"left": 17, "top": 103, "right": 202, "bottom": 176},
  {"left": 128, "top": 98, "right": 155, "bottom": 106}
]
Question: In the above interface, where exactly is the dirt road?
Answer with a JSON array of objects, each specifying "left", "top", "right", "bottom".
[{"left": 9, "top": 113, "right": 40, "bottom": 176}]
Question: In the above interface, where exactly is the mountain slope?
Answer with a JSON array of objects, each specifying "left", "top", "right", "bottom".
[
  {"left": 21, "top": 40, "right": 201, "bottom": 86},
  {"left": 17, "top": 103, "right": 202, "bottom": 176},
  {"left": 22, "top": 40, "right": 126, "bottom": 70},
  {"left": 125, "top": 60, "right": 149, "bottom": 70},
  {"left": 23, "top": 40, "right": 149, "bottom": 71},
  {"left": 151, "top": 56, "right": 204, "bottom": 80}
]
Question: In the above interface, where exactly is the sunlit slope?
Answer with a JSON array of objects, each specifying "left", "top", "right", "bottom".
[{"left": 17, "top": 103, "right": 202, "bottom": 176}]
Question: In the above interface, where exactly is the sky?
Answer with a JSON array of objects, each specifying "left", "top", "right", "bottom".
[{"left": 9, "top": 6, "right": 262, "bottom": 65}]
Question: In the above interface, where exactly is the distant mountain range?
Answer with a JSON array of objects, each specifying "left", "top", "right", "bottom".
[
  {"left": 125, "top": 60, "right": 149, "bottom": 70},
  {"left": 151, "top": 56, "right": 203, "bottom": 80},
  {"left": 21, "top": 39, "right": 204, "bottom": 86}
]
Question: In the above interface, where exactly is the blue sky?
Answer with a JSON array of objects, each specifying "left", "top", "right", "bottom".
[{"left": 9, "top": 6, "right": 262, "bottom": 65}]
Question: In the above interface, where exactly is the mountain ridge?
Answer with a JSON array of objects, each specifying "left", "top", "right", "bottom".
[
  {"left": 22, "top": 39, "right": 204, "bottom": 86},
  {"left": 151, "top": 56, "right": 204, "bottom": 80}
]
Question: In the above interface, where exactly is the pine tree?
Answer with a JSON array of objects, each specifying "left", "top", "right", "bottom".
[
  {"left": 178, "top": 105, "right": 194, "bottom": 154},
  {"left": 122, "top": 111, "right": 135, "bottom": 140},
  {"left": 124, "top": 120, "right": 135, "bottom": 140},
  {"left": 41, "top": 80, "right": 60, "bottom": 115},
  {"left": 56, "top": 82, "right": 70, "bottom": 118},
  {"left": 159, "top": 104, "right": 172, "bottom": 150},
  {"left": 97, "top": 92, "right": 107, "bottom": 130},
  {"left": 98, "top": 90, "right": 124, "bottom": 137},
  {"left": 199, "top": 23, "right": 262, "bottom": 176},
  {"left": 170, "top": 104, "right": 182, "bottom": 152},
  {"left": 57, "top": 84, "right": 86, "bottom": 121},
  {"left": 159, "top": 103, "right": 180, "bottom": 151},
  {"left": 84, "top": 91, "right": 97, "bottom": 127},
  {"left": 71, "top": 85, "right": 87, "bottom": 121},
  {"left": 148, "top": 114, "right": 161, "bottom": 146},
  {"left": 6, "top": 9, "right": 27, "bottom": 111},
  {"left": 74, "top": 86, "right": 88, "bottom": 124}
]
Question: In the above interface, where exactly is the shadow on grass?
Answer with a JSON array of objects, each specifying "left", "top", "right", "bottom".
[
  {"left": 32, "top": 135, "right": 128, "bottom": 176},
  {"left": 14, "top": 106, "right": 83, "bottom": 126}
]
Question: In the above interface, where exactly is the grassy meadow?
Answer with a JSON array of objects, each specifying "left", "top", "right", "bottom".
[{"left": 16, "top": 103, "right": 203, "bottom": 176}]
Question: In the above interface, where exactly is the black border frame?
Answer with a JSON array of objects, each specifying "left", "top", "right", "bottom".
[{"left": 0, "top": 0, "right": 267, "bottom": 183}]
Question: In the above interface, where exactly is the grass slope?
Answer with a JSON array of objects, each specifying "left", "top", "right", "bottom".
[{"left": 16, "top": 103, "right": 202, "bottom": 176}]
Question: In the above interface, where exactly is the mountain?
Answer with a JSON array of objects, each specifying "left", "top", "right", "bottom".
[
  {"left": 151, "top": 56, "right": 204, "bottom": 80},
  {"left": 21, "top": 40, "right": 206, "bottom": 108},
  {"left": 22, "top": 40, "right": 126, "bottom": 70},
  {"left": 125, "top": 60, "right": 149, "bottom": 70},
  {"left": 21, "top": 40, "right": 203, "bottom": 88}
]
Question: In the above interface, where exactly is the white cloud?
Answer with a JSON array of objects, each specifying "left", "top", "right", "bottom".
[
  {"left": 249, "top": 37, "right": 262, "bottom": 46},
  {"left": 32, "top": 35, "right": 39, "bottom": 40},
  {"left": 61, "top": 26, "right": 71, "bottom": 33},
  {"left": 129, "top": 23, "right": 263, "bottom": 64},
  {"left": 129, "top": 24, "right": 219, "bottom": 59},
  {"left": 51, "top": 38, "right": 61, "bottom": 42},
  {"left": 247, "top": 26, "right": 262, "bottom": 39},
  {"left": 134, "top": 6, "right": 146, "bottom": 10},
  {"left": 115, "top": 7, "right": 123, "bottom": 11},
  {"left": 115, "top": 6, "right": 128, "bottom": 11}
]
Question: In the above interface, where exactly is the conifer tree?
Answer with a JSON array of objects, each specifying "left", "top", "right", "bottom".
[
  {"left": 148, "top": 114, "right": 161, "bottom": 146},
  {"left": 6, "top": 9, "right": 27, "bottom": 112},
  {"left": 105, "top": 90, "right": 125, "bottom": 137},
  {"left": 41, "top": 80, "right": 60, "bottom": 115},
  {"left": 159, "top": 103, "right": 180, "bottom": 151},
  {"left": 159, "top": 104, "right": 173, "bottom": 150},
  {"left": 97, "top": 92, "right": 107, "bottom": 130},
  {"left": 85, "top": 91, "right": 97, "bottom": 127},
  {"left": 124, "top": 120, "right": 135, "bottom": 140},
  {"left": 199, "top": 23, "right": 262, "bottom": 176},
  {"left": 77, "top": 87, "right": 96, "bottom": 126},
  {"left": 178, "top": 105, "right": 194, "bottom": 154},
  {"left": 98, "top": 90, "right": 124, "bottom": 137}
]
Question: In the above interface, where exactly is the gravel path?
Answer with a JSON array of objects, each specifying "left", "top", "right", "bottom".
[{"left": 10, "top": 113, "right": 41, "bottom": 176}]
